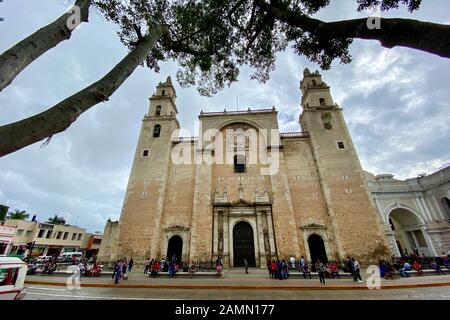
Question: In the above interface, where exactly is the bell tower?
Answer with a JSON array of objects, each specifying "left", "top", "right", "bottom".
[
  {"left": 116, "top": 76, "right": 180, "bottom": 263},
  {"left": 299, "top": 69, "right": 389, "bottom": 263},
  {"left": 300, "top": 68, "right": 334, "bottom": 109}
]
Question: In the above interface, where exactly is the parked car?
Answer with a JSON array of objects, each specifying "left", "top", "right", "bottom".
[
  {"left": 57, "top": 252, "right": 82, "bottom": 263},
  {"left": 0, "top": 256, "right": 27, "bottom": 300},
  {"left": 36, "top": 255, "right": 54, "bottom": 263}
]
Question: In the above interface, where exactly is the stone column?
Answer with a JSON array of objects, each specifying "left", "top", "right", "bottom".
[
  {"left": 266, "top": 210, "right": 277, "bottom": 259},
  {"left": 213, "top": 211, "right": 219, "bottom": 259},
  {"left": 223, "top": 210, "right": 230, "bottom": 266},
  {"left": 256, "top": 211, "right": 266, "bottom": 267}
]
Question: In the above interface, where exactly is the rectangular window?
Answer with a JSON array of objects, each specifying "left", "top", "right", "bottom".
[
  {"left": 38, "top": 229, "right": 45, "bottom": 238},
  {"left": 143, "top": 150, "right": 149, "bottom": 157},
  {"left": 337, "top": 141, "right": 345, "bottom": 149},
  {"left": 16, "top": 229, "right": 23, "bottom": 236},
  {"left": 72, "top": 233, "right": 77, "bottom": 240},
  {"left": 25, "top": 231, "right": 32, "bottom": 238},
  {"left": 77, "top": 234, "right": 82, "bottom": 241},
  {"left": 234, "top": 155, "right": 246, "bottom": 173},
  {"left": 57, "top": 231, "right": 63, "bottom": 239},
  {"left": 46, "top": 230, "right": 52, "bottom": 238},
  {"left": 63, "top": 232, "right": 69, "bottom": 240},
  {"left": 93, "top": 239, "right": 101, "bottom": 244}
]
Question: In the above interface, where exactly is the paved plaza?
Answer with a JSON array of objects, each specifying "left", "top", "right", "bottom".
[{"left": 23, "top": 268, "right": 450, "bottom": 300}]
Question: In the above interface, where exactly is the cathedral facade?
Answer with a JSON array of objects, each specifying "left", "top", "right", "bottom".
[{"left": 109, "top": 69, "right": 392, "bottom": 267}]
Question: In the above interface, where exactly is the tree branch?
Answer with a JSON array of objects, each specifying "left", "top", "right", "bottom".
[
  {"left": 256, "top": 0, "right": 450, "bottom": 58},
  {"left": 0, "top": 0, "right": 92, "bottom": 92},
  {"left": 0, "top": 26, "right": 168, "bottom": 157}
]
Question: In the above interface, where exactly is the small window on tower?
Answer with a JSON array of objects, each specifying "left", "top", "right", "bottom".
[
  {"left": 155, "top": 105, "right": 161, "bottom": 116},
  {"left": 143, "top": 150, "right": 149, "bottom": 157},
  {"left": 337, "top": 141, "right": 345, "bottom": 150},
  {"left": 319, "top": 98, "right": 326, "bottom": 107},
  {"left": 153, "top": 125, "right": 161, "bottom": 138},
  {"left": 162, "top": 90, "right": 166, "bottom": 96}
]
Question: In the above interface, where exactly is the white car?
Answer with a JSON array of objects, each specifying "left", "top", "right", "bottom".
[
  {"left": 0, "top": 256, "right": 27, "bottom": 300},
  {"left": 36, "top": 255, "right": 54, "bottom": 263},
  {"left": 57, "top": 252, "right": 83, "bottom": 263}
]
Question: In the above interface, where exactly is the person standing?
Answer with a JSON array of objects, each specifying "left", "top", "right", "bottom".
[
  {"left": 128, "top": 257, "right": 134, "bottom": 272},
  {"left": 316, "top": 260, "right": 326, "bottom": 285},
  {"left": 168, "top": 262, "right": 176, "bottom": 278},
  {"left": 144, "top": 258, "right": 150, "bottom": 274},
  {"left": 346, "top": 257, "right": 354, "bottom": 278},
  {"left": 300, "top": 256, "right": 306, "bottom": 272},
  {"left": 122, "top": 260, "right": 128, "bottom": 280},
  {"left": 276, "top": 259, "right": 283, "bottom": 280},
  {"left": 267, "top": 260, "right": 272, "bottom": 278},
  {"left": 244, "top": 259, "right": 249, "bottom": 274},
  {"left": 289, "top": 256, "right": 296, "bottom": 270}
]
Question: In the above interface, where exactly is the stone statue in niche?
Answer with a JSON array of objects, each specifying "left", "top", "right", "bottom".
[
  {"left": 264, "top": 232, "right": 270, "bottom": 253},
  {"left": 218, "top": 232, "right": 224, "bottom": 254},
  {"left": 321, "top": 112, "right": 333, "bottom": 129}
]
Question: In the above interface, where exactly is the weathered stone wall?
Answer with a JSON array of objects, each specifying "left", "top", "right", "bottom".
[{"left": 97, "top": 219, "right": 119, "bottom": 264}]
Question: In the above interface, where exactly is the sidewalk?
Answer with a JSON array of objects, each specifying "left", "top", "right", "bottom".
[{"left": 25, "top": 271, "right": 450, "bottom": 291}]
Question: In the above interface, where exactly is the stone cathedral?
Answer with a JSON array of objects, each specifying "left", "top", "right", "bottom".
[{"left": 110, "top": 69, "right": 392, "bottom": 267}]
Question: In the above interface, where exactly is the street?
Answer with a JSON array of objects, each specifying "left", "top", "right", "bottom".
[{"left": 23, "top": 284, "right": 450, "bottom": 300}]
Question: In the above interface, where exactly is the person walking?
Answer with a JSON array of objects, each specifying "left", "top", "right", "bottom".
[
  {"left": 114, "top": 260, "right": 122, "bottom": 284},
  {"left": 316, "top": 260, "right": 326, "bottom": 285},
  {"left": 244, "top": 259, "right": 249, "bottom": 274},
  {"left": 122, "top": 260, "right": 128, "bottom": 280},
  {"left": 144, "top": 258, "right": 150, "bottom": 274},
  {"left": 112, "top": 260, "right": 118, "bottom": 279},
  {"left": 352, "top": 258, "right": 363, "bottom": 283}
]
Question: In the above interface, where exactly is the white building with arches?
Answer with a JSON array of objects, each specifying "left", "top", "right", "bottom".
[{"left": 367, "top": 165, "right": 450, "bottom": 257}]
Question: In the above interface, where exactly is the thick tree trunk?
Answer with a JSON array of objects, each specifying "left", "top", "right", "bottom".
[
  {"left": 0, "top": 0, "right": 91, "bottom": 92},
  {"left": 311, "top": 18, "right": 450, "bottom": 58},
  {"left": 0, "top": 26, "right": 168, "bottom": 157},
  {"left": 260, "top": 1, "right": 450, "bottom": 58}
]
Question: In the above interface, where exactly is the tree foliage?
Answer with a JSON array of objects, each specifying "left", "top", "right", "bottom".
[
  {"left": 47, "top": 214, "right": 66, "bottom": 225},
  {"left": 8, "top": 209, "right": 30, "bottom": 220},
  {"left": 95, "top": 0, "right": 448, "bottom": 96},
  {"left": 0, "top": 0, "right": 448, "bottom": 156},
  {"left": 0, "top": 205, "right": 8, "bottom": 222}
]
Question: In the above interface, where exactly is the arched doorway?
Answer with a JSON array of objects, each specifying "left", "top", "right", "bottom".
[
  {"left": 233, "top": 221, "right": 256, "bottom": 267},
  {"left": 167, "top": 236, "right": 183, "bottom": 263},
  {"left": 308, "top": 234, "right": 328, "bottom": 264},
  {"left": 389, "top": 208, "right": 430, "bottom": 256}
]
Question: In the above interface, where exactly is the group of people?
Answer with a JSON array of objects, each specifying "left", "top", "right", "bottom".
[
  {"left": 267, "top": 259, "right": 291, "bottom": 280},
  {"left": 77, "top": 260, "right": 103, "bottom": 277},
  {"left": 112, "top": 258, "right": 133, "bottom": 284},
  {"left": 144, "top": 255, "right": 180, "bottom": 278},
  {"left": 26, "top": 257, "right": 58, "bottom": 275},
  {"left": 265, "top": 256, "right": 359, "bottom": 285},
  {"left": 379, "top": 254, "right": 449, "bottom": 279}
]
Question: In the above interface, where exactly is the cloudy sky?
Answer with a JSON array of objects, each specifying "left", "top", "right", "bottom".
[{"left": 0, "top": 0, "right": 449, "bottom": 233}]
